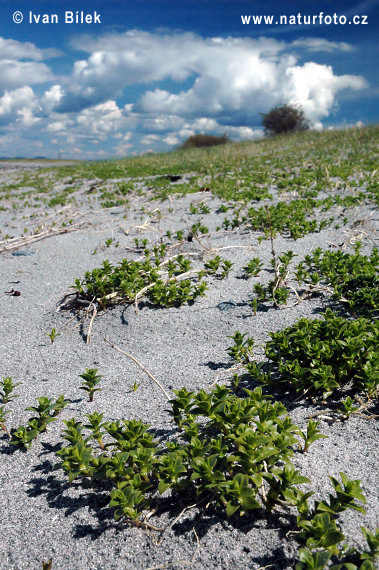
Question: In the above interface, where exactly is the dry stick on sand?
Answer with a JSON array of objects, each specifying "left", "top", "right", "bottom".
[
  {"left": 86, "top": 302, "right": 97, "bottom": 344},
  {"left": 104, "top": 338, "right": 171, "bottom": 400},
  {"left": 0, "top": 225, "right": 88, "bottom": 253}
]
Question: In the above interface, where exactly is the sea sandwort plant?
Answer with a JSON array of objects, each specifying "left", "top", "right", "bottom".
[{"left": 0, "top": 377, "right": 22, "bottom": 404}]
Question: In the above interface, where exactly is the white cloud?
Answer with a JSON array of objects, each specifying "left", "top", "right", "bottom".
[
  {"left": 0, "top": 38, "right": 55, "bottom": 93},
  {"left": 114, "top": 140, "right": 133, "bottom": 155},
  {"left": 16, "top": 107, "right": 40, "bottom": 127},
  {"left": 46, "top": 120, "right": 72, "bottom": 133},
  {"left": 290, "top": 38, "right": 353, "bottom": 53},
  {"left": 60, "top": 31, "right": 365, "bottom": 132},
  {"left": 0, "top": 31, "right": 369, "bottom": 157},
  {"left": 141, "top": 134, "right": 159, "bottom": 145},
  {"left": 42, "top": 85, "right": 64, "bottom": 112},
  {"left": 76, "top": 100, "right": 126, "bottom": 135},
  {"left": 0, "top": 86, "right": 39, "bottom": 126},
  {"left": 0, "top": 37, "right": 61, "bottom": 61},
  {"left": 0, "top": 59, "right": 53, "bottom": 92},
  {"left": 285, "top": 62, "right": 367, "bottom": 122},
  {"left": 163, "top": 134, "right": 179, "bottom": 145}
]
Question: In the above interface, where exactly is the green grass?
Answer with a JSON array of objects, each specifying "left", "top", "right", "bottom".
[{"left": 0, "top": 126, "right": 377, "bottom": 220}]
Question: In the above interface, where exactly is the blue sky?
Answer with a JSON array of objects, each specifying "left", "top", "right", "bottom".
[{"left": 0, "top": 0, "right": 377, "bottom": 158}]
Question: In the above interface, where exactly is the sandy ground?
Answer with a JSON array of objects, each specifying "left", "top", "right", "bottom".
[{"left": 0, "top": 162, "right": 377, "bottom": 569}]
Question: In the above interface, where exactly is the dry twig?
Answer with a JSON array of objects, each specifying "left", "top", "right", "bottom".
[
  {"left": 104, "top": 339, "right": 171, "bottom": 400},
  {"left": 86, "top": 303, "right": 97, "bottom": 344}
]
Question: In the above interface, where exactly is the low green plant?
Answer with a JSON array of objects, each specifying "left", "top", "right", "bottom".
[
  {"left": 130, "top": 381, "right": 140, "bottom": 392},
  {"left": 56, "top": 438, "right": 96, "bottom": 482},
  {"left": 133, "top": 238, "right": 149, "bottom": 250},
  {"left": 251, "top": 298, "right": 258, "bottom": 316},
  {"left": 148, "top": 279, "right": 207, "bottom": 307},
  {"left": 242, "top": 257, "right": 264, "bottom": 278},
  {"left": 25, "top": 395, "right": 68, "bottom": 432},
  {"left": 223, "top": 199, "right": 334, "bottom": 240},
  {"left": 52, "top": 394, "right": 69, "bottom": 416},
  {"left": 199, "top": 202, "right": 211, "bottom": 214},
  {"left": 337, "top": 396, "right": 360, "bottom": 419},
  {"left": 204, "top": 256, "right": 234, "bottom": 279},
  {"left": 45, "top": 327, "right": 61, "bottom": 344},
  {"left": 60, "top": 418, "right": 86, "bottom": 445},
  {"left": 252, "top": 251, "right": 296, "bottom": 308},
  {"left": 263, "top": 310, "right": 378, "bottom": 398},
  {"left": 189, "top": 202, "right": 199, "bottom": 214},
  {"left": 74, "top": 249, "right": 208, "bottom": 309},
  {"left": 227, "top": 331, "right": 255, "bottom": 364},
  {"left": 0, "top": 377, "right": 22, "bottom": 404},
  {"left": 204, "top": 255, "right": 222, "bottom": 274},
  {"left": 10, "top": 423, "right": 39, "bottom": 449},
  {"left": 56, "top": 385, "right": 326, "bottom": 525},
  {"left": 79, "top": 368, "right": 103, "bottom": 402},
  {"left": 294, "top": 474, "right": 377, "bottom": 569},
  {"left": 84, "top": 411, "right": 105, "bottom": 449},
  {"left": 191, "top": 221, "right": 209, "bottom": 236},
  {"left": 296, "top": 244, "right": 379, "bottom": 317},
  {"left": 296, "top": 419, "right": 328, "bottom": 453},
  {"left": 221, "top": 260, "right": 234, "bottom": 278}
]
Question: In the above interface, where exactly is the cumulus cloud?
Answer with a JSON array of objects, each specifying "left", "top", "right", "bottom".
[
  {"left": 58, "top": 30, "right": 366, "bottom": 132},
  {"left": 141, "top": 133, "right": 160, "bottom": 146},
  {"left": 0, "top": 31, "right": 369, "bottom": 156},
  {"left": 0, "top": 37, "right": 61, "bottom": 61},
  {"left": 0, "top": 59, "right": 53, "bottom": 92},
  {"left": 285, "top": 62, "right": 366, "bottom": 124},
  {"left": 42, "top": 85, "right": 64, "bottom": 112},
  {"left": 76, "top": 100, "right": 127, "bottom": 137},
  {"left": 0, "top": 38, "right": 56, "bottom": 94},
  {"left": 0, "top": 86, "right": 39, "bottom": 126}
]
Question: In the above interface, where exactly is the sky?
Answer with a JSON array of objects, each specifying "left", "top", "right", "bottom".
[{"left": 0, "top": 0, "right": 378, "bottom": 158}]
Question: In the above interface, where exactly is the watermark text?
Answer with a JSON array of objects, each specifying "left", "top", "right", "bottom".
[
  {"left": 13, "top": 11, "right": 101, "bottom": 24},
  {"left": 241, "top": 13, "right": 368, "bottom": 26}
]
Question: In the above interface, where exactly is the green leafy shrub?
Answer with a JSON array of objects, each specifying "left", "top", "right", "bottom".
[
  {"left": 294, "top": 473, "right": 378, "bottom": 569},
  {"left": 242, "top": 257, "right": 264, "bottom": 278},
  {"left": 56, "top": 385, "right": 324, "bottom": 523},
  {"left": 297, "top": 244, "right": 379, "bottom": 317},
  {"left": 10, "top": 394, "right": 69, "bottom": 449},
  {"left": 25, "top": 395, "right": 68, "bottom": 431},
  {"left": 79, "top": 369, "right": 103, "bottom": 402},
  {"left": 223, "top": 199, "right": 333, "bottom": 240},
  {"left": 261, "top": 104, "right": 309, "bottom": 136},
  {"left": 74, "top": 247, "right": 207, "bottom": 309},
  {"left": 179, "top": 133, "right": 230, "bottom": 150},
  {"left": 227, "top": 331, "right": 255, "bottom": 364},
  {"left": 10, "top": 424, "right": 39, "bottom": 449},
  {"left": 263, "top": 310, "right": 378, "bottom": 398},
  {"left": 0, "top": 377, "right": 22, "bottom": 404},
  {"left": 204, "top": 256, "right": 234, "bottom": 279},
  {"left": 252, "top": 250, "right": 297, "bottom": 308}
]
